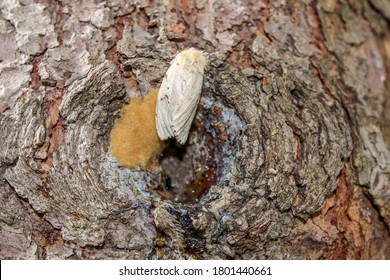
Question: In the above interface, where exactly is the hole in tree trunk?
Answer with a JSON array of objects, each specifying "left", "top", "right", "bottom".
[{"left": 157, "top": 121, "right": 217, "bottom": 203}]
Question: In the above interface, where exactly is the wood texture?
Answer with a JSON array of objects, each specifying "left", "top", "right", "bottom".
[{"left": 0, "top": 0, "right": 389, "bottom": 259}]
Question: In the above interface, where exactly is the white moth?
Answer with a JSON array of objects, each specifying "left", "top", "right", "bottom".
[{"left": 156, "top": 48, "right": 207, "bottom": 144}]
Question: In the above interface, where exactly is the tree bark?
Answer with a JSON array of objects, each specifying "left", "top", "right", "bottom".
[{"left": 0, "top": 0, "right": 389, "bottom": 259}]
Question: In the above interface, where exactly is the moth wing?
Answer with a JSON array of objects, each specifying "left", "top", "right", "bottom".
[
  {"left": 156, "top": 65, "right": 179, "bottom": 140},
  {"left": 172, "top": 71, "right": 203, "bottom": 144}
]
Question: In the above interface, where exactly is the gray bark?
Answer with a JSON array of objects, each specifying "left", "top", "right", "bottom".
[{"left": 0, "top": 0, "right": 389, "bottom": 259}]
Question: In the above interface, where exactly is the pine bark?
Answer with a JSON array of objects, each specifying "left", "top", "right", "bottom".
[{"left": 0, "top": 0, "right": 389, "bottom": 259}]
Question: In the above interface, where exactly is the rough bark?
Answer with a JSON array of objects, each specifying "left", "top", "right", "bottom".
[{"left": 0, "top": 0, "right": 389, "bottom": 259}]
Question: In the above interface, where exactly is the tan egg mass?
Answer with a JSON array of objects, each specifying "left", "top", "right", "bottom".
[{"left": 110, "top": 88, "right": 164, "bottom": 168}]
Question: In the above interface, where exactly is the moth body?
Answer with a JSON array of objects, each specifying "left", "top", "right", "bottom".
[{"left": 156, "top": 48, "right": 206, "bottom": 144}]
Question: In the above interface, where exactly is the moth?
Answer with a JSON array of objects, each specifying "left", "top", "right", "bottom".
[{"left": 156, "top": 48, "right": 207, "bottom": 144}]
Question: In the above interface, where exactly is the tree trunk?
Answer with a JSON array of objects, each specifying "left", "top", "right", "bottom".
[{"left": 0, "top": 0, "right": 389, "bottom": 259}]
